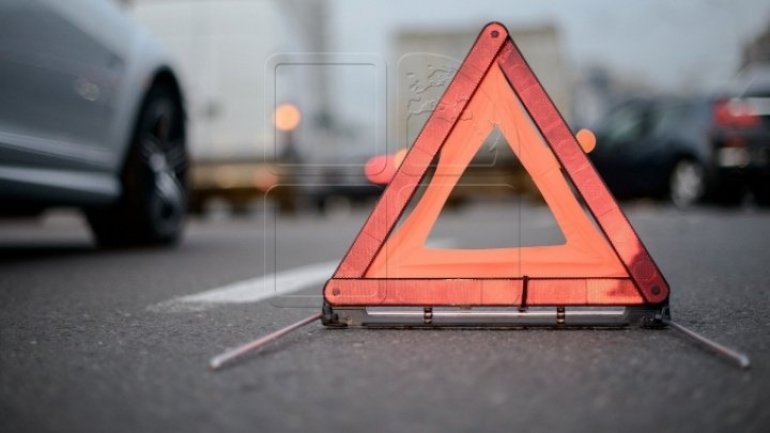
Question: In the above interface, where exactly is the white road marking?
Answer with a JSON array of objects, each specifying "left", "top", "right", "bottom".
[
  {"left": 149, "top": 238, "right": 456, "bottom": 313},
  {"left": 148, "top": 260, "right": 338, "bottom": 313}
]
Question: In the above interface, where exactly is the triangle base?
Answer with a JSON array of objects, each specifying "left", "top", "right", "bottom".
[{"left": 321, "top": 303, "right": 668, "bottom": 328}]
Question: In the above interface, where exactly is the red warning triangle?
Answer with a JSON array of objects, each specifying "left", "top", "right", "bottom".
[{"left": 324, "top": 22, "right": 669, "bottom": 308}]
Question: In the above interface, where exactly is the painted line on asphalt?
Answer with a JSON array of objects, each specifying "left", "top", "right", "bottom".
[
  {"left": 148, "top": 238, "right": 456, "bottom": 313},
  {"left": 148, "top": 260, "right": 337, "bottom": 313}
]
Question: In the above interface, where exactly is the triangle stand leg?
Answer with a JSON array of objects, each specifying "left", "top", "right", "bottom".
[
  {"left": 209, "top": 313, "right": 322, "bottom": 371},
  {"left": 664, "top": 319, "right": 750, "bottom": 369}
]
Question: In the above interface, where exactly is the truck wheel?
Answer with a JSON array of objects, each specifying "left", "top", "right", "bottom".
[{"left": 87, "top": 84, "right": 188, "bottom": 246}]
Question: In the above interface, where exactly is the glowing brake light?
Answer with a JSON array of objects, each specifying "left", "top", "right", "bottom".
[
  {"left": 273, "top": 104, "right": 301, "bottom": 132},
  {"left": 365, "top": 148, "right": 408, "bottom": 185},
  {"left": 713, "top": 98, "right": 760, "bottom": 128}
]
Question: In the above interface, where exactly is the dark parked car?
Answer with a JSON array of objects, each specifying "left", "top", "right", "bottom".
[
  {"left": 0, "top": 0, "right": 187, "bottom": 245},
  {"left": 590, "top": 68, "right": 770, "bottom": 207}
]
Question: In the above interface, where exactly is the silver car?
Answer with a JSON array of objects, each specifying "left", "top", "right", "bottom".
[{"left": 0, "top": 0, "right": 187, "bottom": 246}]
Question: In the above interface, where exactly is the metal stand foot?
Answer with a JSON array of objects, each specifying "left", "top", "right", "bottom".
[
  {"left": 209, "top": 312, "right": 321, "bottom": 371},
  {"left": 665, "top": 319, "right": 750, "bottom": 369}
]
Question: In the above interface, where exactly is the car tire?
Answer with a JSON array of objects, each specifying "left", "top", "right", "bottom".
[
  {"left": 669, "top": 159, "right": 705, "bottom": 209},
  {"left": 87, "top": 84, "right": 188, "bottom": 247},
  {"left": 752, "top": 184, "right": 770, "bottom": 207}
]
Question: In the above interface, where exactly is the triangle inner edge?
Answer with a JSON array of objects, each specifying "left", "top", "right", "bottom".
[{"left": 363, "top": 64, "right": 627, "bottom": 279}]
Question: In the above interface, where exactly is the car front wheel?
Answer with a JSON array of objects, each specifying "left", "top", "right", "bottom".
[
  {"left": 669, "top": 159, "right": 705, "bottom": 209},
  {"left": 87, "top": 84, "right": 188, "bottom": 247}
]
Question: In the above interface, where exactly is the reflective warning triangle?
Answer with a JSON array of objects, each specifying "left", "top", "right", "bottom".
[{"left": 324, "top": 22, "right": 669, "bottom": 308}]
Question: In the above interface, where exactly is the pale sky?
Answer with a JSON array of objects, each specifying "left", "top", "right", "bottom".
[{"left": 328, "top": 0, "right": 770, "bottom": 92}]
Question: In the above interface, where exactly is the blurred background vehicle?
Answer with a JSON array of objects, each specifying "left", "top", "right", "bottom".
[
  {"left": 712, "top": 63, "right": 770, "bottom": 206},
  {"left": 3, "top": 0, "right": 769, "bottom": 227},
  {"left": 307, "top": 147, "right": 383, "bottom": 214},
  {"left": 0, "top": 0, "right": 187, "bottom": 246},
  {"left": 128, "top": 0, "right": 319, "bottom": 214},
  {"left": 126, "top": 0, "right": 770, "bottom": 215},
  {"left": 127, "top": 4, "right": 576, "bottom": 215},
  {"left": 590, "top": 98, "right": 710, "bottom": 207},
  {"left": 590, "top": 64, "right": 770, "bottom": 208}
]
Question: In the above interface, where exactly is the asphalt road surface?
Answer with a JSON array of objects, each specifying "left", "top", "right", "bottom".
[{"left": 1, "top": 202, "right": 768, "bottom": 433}]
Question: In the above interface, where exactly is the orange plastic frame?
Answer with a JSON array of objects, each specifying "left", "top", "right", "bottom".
[{"left": 323, "top": 22, "right": 669, "bottom": 308}]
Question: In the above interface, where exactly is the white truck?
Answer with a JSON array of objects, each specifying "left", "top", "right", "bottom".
[{"left": 127, "top": 0, "right": 324, "bottom": 212}]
